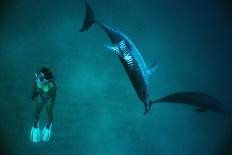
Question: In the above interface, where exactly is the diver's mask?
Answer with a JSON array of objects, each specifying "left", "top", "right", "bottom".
[{"left": 35, "top": 71, "right": 49, "bottom": 84}]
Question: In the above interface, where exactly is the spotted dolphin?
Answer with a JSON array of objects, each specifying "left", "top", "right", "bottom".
[
  {"left": 152, "top": 92, "right": 231, "bottom": 117},
  {"left": 79, "top": 1, "right": 231, "bottom": 117},
  {"left": 79, "top": 1, "right": 158, "bottom": 114}
]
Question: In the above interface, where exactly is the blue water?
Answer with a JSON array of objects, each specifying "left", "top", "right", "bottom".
[{"left": 0, "top": 0, "right": 232, "bottom": 155}]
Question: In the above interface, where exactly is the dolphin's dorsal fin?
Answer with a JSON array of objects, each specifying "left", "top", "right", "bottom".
[{"left": 147, "top": 60, "right": 158, "bottom": 76}]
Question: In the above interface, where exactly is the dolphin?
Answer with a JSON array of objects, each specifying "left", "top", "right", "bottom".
[
  {"left": 152, "top": 92, "right": 231, "bottom": 117},
  {"left": 79, "top": 1, "right": 158, "bottom": 114},
  {"left": 79, "top": 1, "right": 231, "bottom": 117}
]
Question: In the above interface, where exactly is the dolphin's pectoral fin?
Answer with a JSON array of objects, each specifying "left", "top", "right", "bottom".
[
  {"left": 195, "top": 107, "right": 208, "bottom": 112},
  {"left": 148, "top": 60, "right": 159, "bottom": 76},
  {"left": 103, "top": 44, "right": 123, "bottom": 57}
]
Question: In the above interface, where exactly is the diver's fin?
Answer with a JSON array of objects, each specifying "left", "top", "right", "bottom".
[
  {"left": 41, "top": 123, "right": 52, "bottom": 142},
  {"left": 30, "top": 123, "right": 40, "bottom": 143},
  {"left": 79, "top": 1, "right": 95, "bottom": 32},
  {"left": 195, "top": 108, "right": 208, "bottom": 112},
  {"left": 147, "top": 60, "right": 159, "bottom": 76}
]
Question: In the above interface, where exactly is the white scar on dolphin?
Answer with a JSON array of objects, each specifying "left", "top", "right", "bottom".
[{"left": 79, "top": 1, "right": 231, "bottom": 117}]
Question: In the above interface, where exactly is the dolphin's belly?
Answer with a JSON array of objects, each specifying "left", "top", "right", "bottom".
[{"left": 119, "top": 53, "right": 149, "bottom": 102}]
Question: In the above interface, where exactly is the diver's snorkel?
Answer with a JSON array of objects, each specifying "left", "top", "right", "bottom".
[{"left": 35, "top": 71, "right": 55, "bottom": 84}]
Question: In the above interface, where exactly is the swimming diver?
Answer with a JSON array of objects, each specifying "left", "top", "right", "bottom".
[{"left": 30, "top": 67, "right": 57, "bottom": 142}]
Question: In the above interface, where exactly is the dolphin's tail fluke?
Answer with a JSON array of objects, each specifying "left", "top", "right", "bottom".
[{"left": 79, "top": 1, "right": 95, "bottom": 32}]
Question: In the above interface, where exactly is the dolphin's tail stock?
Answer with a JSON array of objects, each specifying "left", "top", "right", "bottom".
[
  {"left": 79, "top": 1, "right": 95, "bottom": 32},
  {"left": 149, "top": 91, "right": 232, "bottom": 118}
]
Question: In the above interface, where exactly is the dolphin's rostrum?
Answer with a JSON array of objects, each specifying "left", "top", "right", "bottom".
[{"left": 79, "top": 1, "right": 231, "bottom": 117}]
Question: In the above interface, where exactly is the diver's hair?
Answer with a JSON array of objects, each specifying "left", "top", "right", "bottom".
[{"left": 40, "top": 67, "right": 54, "bottom": 80}]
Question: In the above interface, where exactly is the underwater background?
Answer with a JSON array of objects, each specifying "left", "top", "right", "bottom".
[{"left": 0, "top": 0, "right": 232, "bottom": 154}]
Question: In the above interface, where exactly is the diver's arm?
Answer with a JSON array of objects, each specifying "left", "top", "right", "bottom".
[
  {"left": 48, "top": 81, "right": 57, "bottom": 99},
  {"left": 31, "top": 82, "right": 39, "bottom": 100}
]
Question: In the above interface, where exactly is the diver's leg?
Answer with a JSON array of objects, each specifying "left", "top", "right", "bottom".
[
  {"left": 41, "top": 98, "right": 55, "bottom": 142},
  {"left": 30, "top": 96, "right": 44, "bottom": 142},
  {"left": 45, "top": 98, "right": 55, "bottom": 128},
  {"left": 33, "top": 96, "right": 44, "bottom": 127}
]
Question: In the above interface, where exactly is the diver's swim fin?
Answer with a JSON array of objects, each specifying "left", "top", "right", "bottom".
[
  {"left": 30, "top": 123, "right": 40, "bottom": 143},
  {"left": 41, "top": 123, "right": 52, "bottom": 142},
  {"left": 79, "top": 1, "right": 95, "bottom": 32}
]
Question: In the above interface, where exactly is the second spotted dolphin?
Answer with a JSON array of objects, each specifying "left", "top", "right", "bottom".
[{"left": 79, "top": 1, "right": 158, "bottom": 114}]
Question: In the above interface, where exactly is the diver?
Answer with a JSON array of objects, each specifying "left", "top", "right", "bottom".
[{"left": 30, "top": 67, "right": 57, "bottom": 142}]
